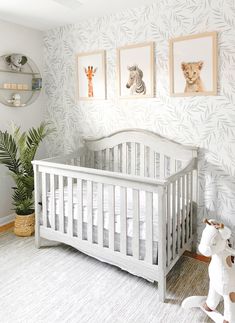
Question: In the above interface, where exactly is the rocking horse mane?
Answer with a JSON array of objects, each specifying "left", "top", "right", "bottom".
[{"left": 203, "top": 218, "right": 224, "bottom": 229}]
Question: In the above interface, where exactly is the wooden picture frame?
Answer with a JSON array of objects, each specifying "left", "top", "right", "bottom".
[
  {"left": 169, "top": 32, "right": 217, "bottom": 96},
  {"left": 117, "top": 42, "right": 154, "bottom": 99},
  {"left": 77, "top": 50, "right": 106, "bottom": 100}
]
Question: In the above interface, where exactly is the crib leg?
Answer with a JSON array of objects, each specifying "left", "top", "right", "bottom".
[
  {"left": 35, "top": 225, "right": 41, "bottom": 249},
  {"left": 191, "top": 233, "right": 197, "bottom": 253},
  {"left": 158, "top": 275, "right": 166, "bottom": 302}
]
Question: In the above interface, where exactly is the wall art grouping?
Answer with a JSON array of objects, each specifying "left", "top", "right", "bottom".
[{"left": 76, "top": 32, "right": 217, "bottom": 100}]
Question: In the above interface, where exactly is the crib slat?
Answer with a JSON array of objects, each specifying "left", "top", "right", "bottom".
[
  {"left": 182, "top": 175, "right": 186, "bottom": 247},
  {"left": 87, "top": 180, "right": 93, "bottom": 242},
  {"left": 167, "top": 183, "right": 171, "bottom": 266},
  {"left": 131, "top": 142, "right": 136, "bottom": 175},
  {"left": 42, "top": 172, "right": 47, "bottom": 227},
  {"left": 190, "top": 171, "right": 193, "bottom": 239},
  {"left": 186, "top": 173, "right": 189, "bottom": 242},
  {"left": 89, "top": 151, "right": 94, "bottom": 168},
  {"left": 58, "top": 175, "right": 64, "bottom": 233},
  {"left": 149, "top": 149, "right": 155, "bottom": 178},
  {"left": 81, "top": 154, "right": 86, "bottom": 167},
  {"left": 122, "top": 143, "right": 127, "bottom": 174},
  {"left": 172, "top": 181, "right": 176, "bottom": 258},
  {"left": 97, "top": 151, "right": 102, "bottom": 170},
  {"left": 140, "top": 144, "right": 145, "bottom": 177},
  {"left": 67, "top": 177, "right": 73, "bottom": 237},
  {"left": 102, "top": 150, "right": 106, "bottom": 170},
  {"left": 77, "top": 178, "right": 83, "bottom": 239},
  {"left": 145, "top": 191, "right": 153, "bottom": 264},
  {"left": 133, "top": 189, "right": 140, "bottom": 259},
  {"left": 177, "top": 178, "right": 181, "bottom": 253},
  {"left": 120, "top": 187, "right": 127, "bottom": 254},
  {"left": 114, "top": 146, "right": 119, "bottom": 172},
  {"left": 108, "top": 185, "right": 115, "bottom": 250},
  {"left": 50, "top": 174, "right": 55, "bottom": 230},
  {"left": 105, "top": 148, "right": 110, "bottom": 171},
  {"left": 98, "top": 183, "right": 104, "bottom": 246},
  {"left": 171, "top": 158, "right": 176, "bottom": 175},
  {"left": 160, "top": 153, "right": 165, "bottom": 179}
]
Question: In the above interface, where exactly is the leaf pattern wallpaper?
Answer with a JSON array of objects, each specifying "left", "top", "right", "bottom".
[{"left": 44, "top": 0, "right": 235, "bottom": 241}]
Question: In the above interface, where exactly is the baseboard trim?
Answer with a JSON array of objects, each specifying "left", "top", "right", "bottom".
[
  {"left": 0, "top": 221, "right": 14, "bottom": 233},
  {"left": 183, "top": 250, "right": 210, "bottom": 263},
  {"left": 0, "top": 213, "right": 15, "bottom": 226}
]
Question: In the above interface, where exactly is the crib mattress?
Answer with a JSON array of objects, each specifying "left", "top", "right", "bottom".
[
  {"left": 45, "top": 216, "right": 158, "bottom": 264},
  {"left": 47, "top": 183, "right": 159, "bottom": 241}
]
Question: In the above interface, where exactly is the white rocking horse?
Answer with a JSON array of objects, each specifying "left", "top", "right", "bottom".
[{"left": 182, "top": 219, "right": 235, "bottom": 323}]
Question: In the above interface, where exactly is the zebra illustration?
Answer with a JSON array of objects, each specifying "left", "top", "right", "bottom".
[{"left": 126, "top": 65, "right": 146, "bottom": 95}]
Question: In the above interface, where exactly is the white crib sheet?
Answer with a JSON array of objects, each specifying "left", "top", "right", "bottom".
[{"left": 47, "top": 183, "right": 159, "bottom": 241}]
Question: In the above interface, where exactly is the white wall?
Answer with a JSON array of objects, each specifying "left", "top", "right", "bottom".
[
  {"left": 44, "top": 0, "right": 235, "bottom": 240},
  {"left": 0, "top": 20, "right": 45, "bottom": 219}
]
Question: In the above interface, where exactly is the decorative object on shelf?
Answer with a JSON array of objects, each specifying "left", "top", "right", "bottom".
[
  {"left": 169, "top": 32, "right": 217, "bottom": 96},
  {"left": 0, "top": 53, "right": 42, "bottom": 107},
  {"left": 117, "top": 42, "right": 154, "bottom": 99},
  {"left": 32, "top": 77, "right": 42, "bottom": 90},
  {"left": 7, "top": 93, "right": 23, "bottom": 107},
  {"left": 77, "top": 50, "right": 106, "bottom": 100},
  {"left": 5, "top": 54, "right": 27, "bottom": 72},
  {"left": 182, "top": 218, "right": 235, "bottom": 322},
  {"left": 0, "top": 122, "right": 53, "bottom": 237}
]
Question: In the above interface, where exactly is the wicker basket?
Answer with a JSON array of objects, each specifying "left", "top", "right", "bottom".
[{"left": 14, "top": 213, "right": 35, "bottom": 237}]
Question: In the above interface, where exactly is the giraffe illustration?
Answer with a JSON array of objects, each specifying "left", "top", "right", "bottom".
[{"left": 84, "top": 66, "right": 97, "bottom": 97}]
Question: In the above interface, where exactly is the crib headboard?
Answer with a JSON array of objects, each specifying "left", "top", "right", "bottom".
[{"left": 83, "top": 129, "right": 198, "bottom": 179}]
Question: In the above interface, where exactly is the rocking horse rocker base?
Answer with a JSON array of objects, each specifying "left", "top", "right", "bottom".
[
  {"left": 182, "top": 219, "right": 235, "bottom": 323},
  {"left": 182, "top": 296, "right": 224, "bottom": 323}
]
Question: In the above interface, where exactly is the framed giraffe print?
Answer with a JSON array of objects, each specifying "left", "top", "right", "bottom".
[
  {"left": 117, "top": 42, "right": 154, "bottom": 99},
  {"left": 77, "top": 50, "right": 106, "bottom": 100}
]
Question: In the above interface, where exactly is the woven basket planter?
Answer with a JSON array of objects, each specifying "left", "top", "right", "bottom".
[{"left": 14, "top": 213, "right": 35, "bottom": 237}]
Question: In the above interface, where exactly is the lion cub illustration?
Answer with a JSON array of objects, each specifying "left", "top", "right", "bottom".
[{"left": 181, "top": 61, "right": 204, "bottom": 93}]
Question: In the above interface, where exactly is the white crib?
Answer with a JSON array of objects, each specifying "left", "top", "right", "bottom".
[{"left": 32, "top": 129, "right": 198, "bottom": 302}]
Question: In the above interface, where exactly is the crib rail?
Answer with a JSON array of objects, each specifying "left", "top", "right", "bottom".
[
  {"left": 33, "top": 161, "right": 165, "bottom": 266},
  {"left": 164, "top": 158, "right": 197, "bottom": 272},
  {"left": 85, "top": 130, "right": 197, "bottom": 180}
]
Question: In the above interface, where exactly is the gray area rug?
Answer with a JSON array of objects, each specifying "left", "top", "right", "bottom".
[{"left": 0, "top": 231, "right": 218, "bottom": 323}]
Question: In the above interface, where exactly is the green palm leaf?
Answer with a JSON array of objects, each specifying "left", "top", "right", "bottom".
[
  {"left": 0, "top": 122, "right": 52, "bottom": 215},
  {"left": 0, "top": 131, "right": 21, "bottom": 174}
]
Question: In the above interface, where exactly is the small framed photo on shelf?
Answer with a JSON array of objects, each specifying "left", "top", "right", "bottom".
[
  {"left": 169, "top": 32, "right": 217, "bottom": 96},
  {"left": 117, "top": 42, "right": 154, "bottom": 99},
  {"left": 77, "top": 50, "right": 106, "bottom": 100},
  {"left": 32, "top": 78, "right": 42, "bottom": 90}
]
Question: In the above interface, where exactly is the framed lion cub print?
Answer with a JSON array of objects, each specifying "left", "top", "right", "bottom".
[{"left": 169, "top": 32, "right": 217, "bottom": 96}]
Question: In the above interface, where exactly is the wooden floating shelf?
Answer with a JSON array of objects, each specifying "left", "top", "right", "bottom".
[
  {"left": 0, "top": 69, "right": 40, "bottom": 75},
  {"left": 0, "top": 87, "right": 41, "bottom": 92}
]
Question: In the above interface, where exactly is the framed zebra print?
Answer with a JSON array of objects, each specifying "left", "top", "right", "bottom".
[{"left": 117, "top": 42, "right": 154, "bottom": 99}]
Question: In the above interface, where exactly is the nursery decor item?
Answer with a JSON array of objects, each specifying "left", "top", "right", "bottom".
[
  {"left": 32, "top": 129, "right": 198, "bottom": 302},
  {"left": 0, "top": 53, "right": 42, "bottom": 107},
  {"left": 169, "top": 32, "right": 217, "bottom": 96},
  {"left": 5, "top": 54, "right": 28, "bottom": 72},
  {"left": 117, "top": 42, "right": 154, "bottom": 98},
  {"left": 182, "top": 218, "right": 235, "bottom": 322},
  {"left": 77, "top": 50, "right": 106, "bottom": 100},
  {"left": 7, "top": 93, "right": 22, "bottom": 107},
  {"left": 0, "top": 122, "right": 52, "bottom": 236}
]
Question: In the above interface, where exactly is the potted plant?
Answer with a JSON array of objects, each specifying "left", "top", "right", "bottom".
[{"left": 0, "top": 122, "right": 52, "bottom": 236}]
